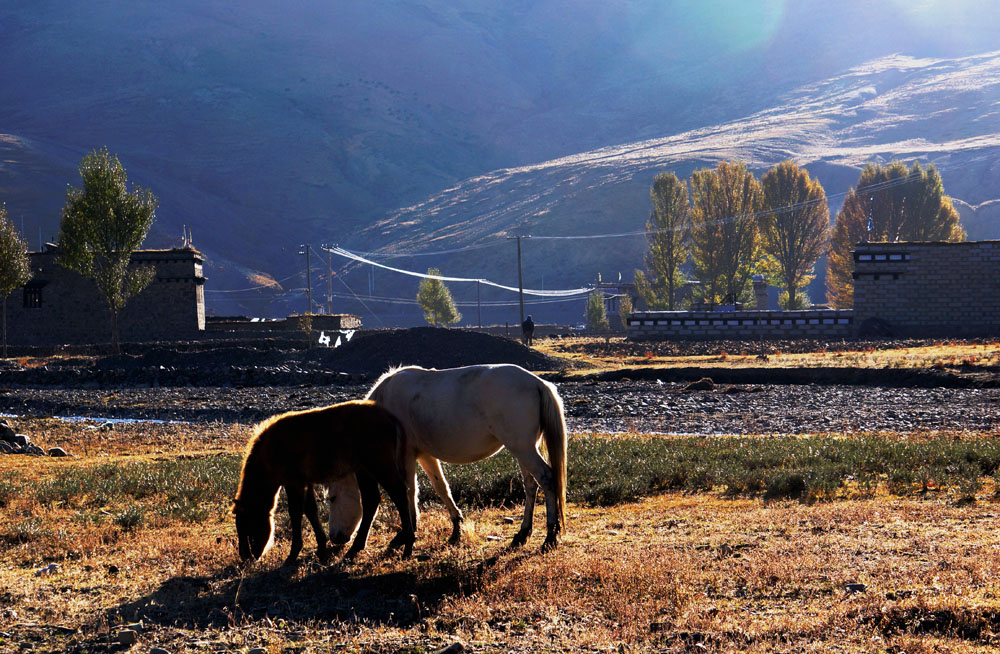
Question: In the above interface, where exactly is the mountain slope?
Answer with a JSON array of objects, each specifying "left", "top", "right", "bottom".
[
  {"left": 1, "top": 1, "right": 999, "bottom": 324},
  {"left": 349, "top": 51, "right": 1000, "bottom": 325}
]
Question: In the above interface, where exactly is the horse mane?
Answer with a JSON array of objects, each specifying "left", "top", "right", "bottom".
[
  {"left": 234, "top": 409, "right": 299, "bottom": 504},
  {"left": 241, "top": 411, "right": 284, "bottom": 460},
  {"left": 366, "top": 364, "right": 425, "bottom": 400}
]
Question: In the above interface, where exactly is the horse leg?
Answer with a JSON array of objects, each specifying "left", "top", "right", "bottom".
[
  {"left": 283, "top": 484, "right": 306, "bottom": 566},
  {"left": 509, "top": 459, "right": 539, "bottom": 549},
  {"left": 418, "top": 455, "right": 464, "bottom": 544},
  {"left": 381, "top": 474, "right": 416, "bottom": 558},
  {"left": 399, "top": 450, "right": 420, "bottom": 539},
  {"left": 343, "top": 472, "right": 381, "bottom": 562},
  {"left": 303, "top": 484, "right": 331, "bottom": 563},
  {"left": 510, "top": 447, "right": 560, "bottom": 551}
]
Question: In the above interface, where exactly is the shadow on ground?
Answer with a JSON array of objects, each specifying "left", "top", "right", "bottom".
[{"left": 105, "top": 549, "right": 522, "bottom": 632}]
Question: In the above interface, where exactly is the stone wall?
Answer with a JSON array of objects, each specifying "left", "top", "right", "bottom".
[
  {"left": 628, "top": 309, "right": 853, "bottom": 340},
  {"left": 852, "top": 241, "right": 1000, "bottom": 337},
  {"left": 7, "top": 245, "right": 205, "bottom": 346},
  {"left": 205, "top": 314, "right": 362, "bottom": 333}
]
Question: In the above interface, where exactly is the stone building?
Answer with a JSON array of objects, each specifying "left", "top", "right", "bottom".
[
  {"left": 852, "top": 240, "right": 1000, "bottom": 337},
  {"left": 7, "top": 244, "right": 206, "bottom": 346}
]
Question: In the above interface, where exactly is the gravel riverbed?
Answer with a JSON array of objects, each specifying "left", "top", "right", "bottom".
[
  {"left": 2, "top": 380, "right": 997, "bottom": 436},
  {"left": 2, "top": 329, "right": 997, "bottom": 436}
]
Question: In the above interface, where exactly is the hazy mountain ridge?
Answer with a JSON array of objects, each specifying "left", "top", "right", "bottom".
[
  {"left": 365, "top": 52, "right": 1000, "bottom": 271},
  {"left": 1, "top": 1, "right": 999, "bottom": 323}
]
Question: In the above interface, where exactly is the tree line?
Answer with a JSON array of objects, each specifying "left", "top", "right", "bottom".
[{"left": 636, "top": 160, "right": 964, "bottom": 312}]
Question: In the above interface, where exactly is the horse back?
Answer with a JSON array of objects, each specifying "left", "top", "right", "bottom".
[
  {"left": 368, "top": 364, "right": 552, "bottom": 462},
  {"left": 255, "top": 400, "right": 405, "bottom": 485}
]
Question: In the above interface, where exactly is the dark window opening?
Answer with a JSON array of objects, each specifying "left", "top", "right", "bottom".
[{"left": 24, "top": 285, "right": 43, "bottom": 308}]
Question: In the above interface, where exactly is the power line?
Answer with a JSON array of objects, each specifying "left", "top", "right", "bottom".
[{"left": 324, "top": 245, "right": 593, "bottom": 297}]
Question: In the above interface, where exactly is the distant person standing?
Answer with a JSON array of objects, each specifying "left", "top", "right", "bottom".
[{"left": 521, "top": 315, "right": 535, "bottom": 346}]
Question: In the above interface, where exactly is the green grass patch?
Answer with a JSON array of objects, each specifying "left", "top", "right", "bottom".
[
  {"left": 30, "top": 454, "right": 241, "bottom": 517},
  {"left": 445, "top": 434, "right": 1000, "bottom": 507},
  {"left": 5, "top": 435, "right": 1000, "bottom": 541}
]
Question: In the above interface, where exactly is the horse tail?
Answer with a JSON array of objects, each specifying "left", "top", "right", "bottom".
[{"left": 538, "top": 379, "right": 567, "bottom": 532}]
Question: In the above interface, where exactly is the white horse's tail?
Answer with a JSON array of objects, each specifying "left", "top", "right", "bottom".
[{"left": 539, "top": 379, "right": 567, "bottom": 531}]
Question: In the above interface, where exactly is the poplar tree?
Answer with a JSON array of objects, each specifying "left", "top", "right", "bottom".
[
  {"left": 639, "top": 172, "right": 691, "bottom": 309},
  {"left": 0, "top": 205, "right": 32, "bottom": 358},
  {"left": 760, "top": 161, "right": 829, "bottom": 309},
  {"left": 57, "top": 148, "right": 158, "bottom": 353},
  {"left": 416, "top": 268, "right": 461, "bottom": 326},
  {"left": 585, "top": 289, "right": 610, "bottom": 331},
  {"left": 689, "top": 161, "right": 762, "bottom": 305},
  {"left": 826, "top": 161, "right": 964, "bottom": 308}
]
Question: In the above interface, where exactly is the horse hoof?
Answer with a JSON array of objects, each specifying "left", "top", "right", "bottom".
[
  {"left": 541, "top": 538, "right": 558, "bottom": 553},
  {"left": 448, "top": 521, "right": 463, "bottom": 545}
]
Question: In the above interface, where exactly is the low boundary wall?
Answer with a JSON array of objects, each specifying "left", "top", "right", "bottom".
[{"left": 627, "top": 309, "right": 854, "bottom": 340}]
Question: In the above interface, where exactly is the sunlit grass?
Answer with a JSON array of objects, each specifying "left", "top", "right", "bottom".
[
  {"left": 5, "top": 417, "right": 1000, "bottom": 652},
  {"left": 537, "top": 336, "right": 1000, "bottom": 375}
]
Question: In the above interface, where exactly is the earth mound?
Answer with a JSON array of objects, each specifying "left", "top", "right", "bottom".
[{"left": 298, "top": 327, "right": 568, "bottom": 376}]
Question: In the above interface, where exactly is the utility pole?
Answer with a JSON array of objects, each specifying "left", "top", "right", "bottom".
[
  {"left": 323, "top": 244, "right": 333, "bottom": 314},
  {"left": 507, "top": 234, "right": 530, "bottom": 324},
  {"left": 299, "top": 244, "right": 312, "bottom": 315}
]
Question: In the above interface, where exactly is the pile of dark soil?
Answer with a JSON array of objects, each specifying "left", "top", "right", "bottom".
[
  {"left": 299, "top": 326, "right": 568, "bottom": 376},
  {"left": 1, "top": 328, "right": 570, "bottom": 388}
]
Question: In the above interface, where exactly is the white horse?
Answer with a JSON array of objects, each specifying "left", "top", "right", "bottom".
[{"left": 327, "top": 363, "right": 568, "bottom": 552}]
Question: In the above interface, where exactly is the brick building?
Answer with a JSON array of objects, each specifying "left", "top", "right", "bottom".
[
  {"left": 7, "top": 244, "right": 206, "bottom": 346},
  {"left": 852, "top": 240, "right": 1000, "bottom": 337}
]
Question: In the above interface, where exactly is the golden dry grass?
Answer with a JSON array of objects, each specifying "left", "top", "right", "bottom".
[
  {"left": 4, "top": 418, "right": 1000, "bottom": 652},
  {"left": 537, "top": 337, "right": 1000, "bottom": 376}
]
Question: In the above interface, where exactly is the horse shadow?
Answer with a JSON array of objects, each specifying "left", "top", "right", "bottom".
[{"left": 106, "top": 550, "right": 518, "bottom": 632}]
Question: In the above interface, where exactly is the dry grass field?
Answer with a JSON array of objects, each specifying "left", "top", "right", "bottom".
[
  {"left": 3, "top": 410, "right": 1000, "bottom": 653},
  {"left": 537, "top": 338, "right": 1000, "bottom": 376}
]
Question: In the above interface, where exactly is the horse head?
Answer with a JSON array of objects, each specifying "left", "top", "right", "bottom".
[
  {"left": 327, "top": 476, "right": 364, "bottom": 545},
  {"left": 232, "top": 497, "right": 275, "bottom": 561}
]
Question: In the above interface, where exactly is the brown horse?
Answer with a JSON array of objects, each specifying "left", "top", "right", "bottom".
[{"left": 233, "top": 400, "right": 415, "bottom": 566}]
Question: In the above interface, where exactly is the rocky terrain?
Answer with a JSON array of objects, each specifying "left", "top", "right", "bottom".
[
  {"left": 1, "top": 329, "right": 997, "bottom": 438},
  {"left": 2, "top": 378, "right": 997, "bottom": 438}
]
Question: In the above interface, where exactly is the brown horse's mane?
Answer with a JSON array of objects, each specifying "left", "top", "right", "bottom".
[{"left": 235, "top": 405, "right": 329, "bottom": 505}]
